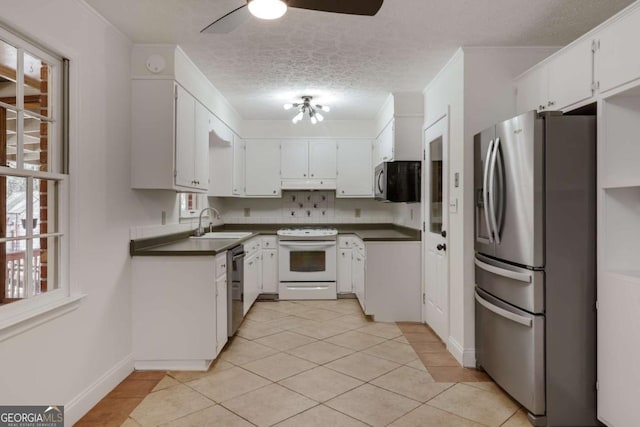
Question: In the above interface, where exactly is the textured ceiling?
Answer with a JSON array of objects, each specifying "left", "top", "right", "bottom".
[{"left": 85, "top": 0, "right": 634, "bottom": 120}]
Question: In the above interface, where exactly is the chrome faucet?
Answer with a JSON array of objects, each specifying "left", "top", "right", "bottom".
[{"left": 195, "top": 207, "right": 221, "bottom": 237}]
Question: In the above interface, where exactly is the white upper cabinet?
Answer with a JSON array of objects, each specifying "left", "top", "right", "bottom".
[
  {"left": 515, "top": 65, "right": 549, "bottom": 114},
  {"left": 336, "top": 140, "right": 373, "bottom": 198},
  {"left": 547, "top": 38, "right": 595, "bottom": 111},
  {"left": 208, "top": 118, "right": 234, "bottom": 197},
  {"left": 232, "top": 136, "right": 245, "bottom": 196},
  {"left": 245, "top": 140, "right": 281, "bottom": 197},
  {"left": 375, "top": 120, "right": 394, "bottom": 165},
  {"left": 131, "top": 80, "right": 209, "bottom": 192},
  {"left": 281, "top": 140, "right": 309, "bottom": 179},
  {"left": 281, "top": 140, "right": 337, "bottom": 189},
  {"left": 309, "top": 140, "right": 337, "bottom": 179},
  {"left": 596, "top": 6, "right": 640, "bottom": 94},
  {"left": 516, "top": 38, "right": 595, "bottom": 114}
]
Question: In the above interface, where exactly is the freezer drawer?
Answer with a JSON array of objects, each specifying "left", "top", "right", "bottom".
[
  {"left": 475, "top": 288, "right": 545, "bottom": 417},
  {"left": 475, "top": 254, "right": 544, "bottom": 313}
]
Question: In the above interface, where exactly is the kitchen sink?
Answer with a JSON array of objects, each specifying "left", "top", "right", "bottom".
[{"left": 190, "top": 231, "right": 253, "bottom": 239}]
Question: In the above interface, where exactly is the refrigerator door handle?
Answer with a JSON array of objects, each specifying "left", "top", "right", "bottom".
[
  {"left": 475, "top": 257, "right": 532, "bottom": 283},
  {"left": 488, "top": 137, "right": 501, "bottom": 244},
  {"left": 483, "top": 139, "right": 495, "bottom": 243},
  {"left": 475, "top": 291, "right": 532, "bottom": 327},
  {"left": 495, "top": 141, "right": 505, "bottom": 238}
]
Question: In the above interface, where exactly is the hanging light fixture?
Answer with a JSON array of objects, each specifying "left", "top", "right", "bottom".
[{"left": 284, "top": 96, "right": 330, "bottom": 124}]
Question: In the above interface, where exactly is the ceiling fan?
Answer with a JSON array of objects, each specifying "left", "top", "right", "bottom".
[{"left": 201, "top": 0, "right": 384, "bottom": 33}]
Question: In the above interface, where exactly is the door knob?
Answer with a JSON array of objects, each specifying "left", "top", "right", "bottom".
[
  {"left": 437, "top": 243, "right": 447, "bottom": 251},
  {"left": 441, "top": 230, "right": 447, "bottom": 238}
]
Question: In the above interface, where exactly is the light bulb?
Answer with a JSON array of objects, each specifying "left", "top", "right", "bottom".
[
  {"left": 248, "top": 0, "right": 287, "bottom": 20},
  {"left": 321, "top": 105, "right": 331, "bottom": 112},
  {"left": 311, "top": 116, "right": 317, "bottom": 125},
  {"left": 283, "top": 103, "right": 293, "bottom": 110},
  {"left": 316, "top": 112, "right": 324, "bottom": 122},
  {"left": 292, "top": 111, "right": 303, "bottom": 124}
]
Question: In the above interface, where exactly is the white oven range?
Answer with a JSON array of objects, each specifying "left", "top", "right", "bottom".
[{"left": 277, "top": 228, "right": 338, "bottom": 300}]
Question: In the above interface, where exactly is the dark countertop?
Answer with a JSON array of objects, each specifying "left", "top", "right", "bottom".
[{"left": 130, "top": 224, "right": 420, "bottom": 256}]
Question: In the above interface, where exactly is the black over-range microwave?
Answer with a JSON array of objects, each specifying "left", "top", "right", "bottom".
[{"left": 374, "top": 161, "right": 421, "bottom": 203}]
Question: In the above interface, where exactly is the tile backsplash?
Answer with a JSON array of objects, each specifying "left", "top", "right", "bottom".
[{"left": 217, "top": 191, "right": 394, "bottom": 224}]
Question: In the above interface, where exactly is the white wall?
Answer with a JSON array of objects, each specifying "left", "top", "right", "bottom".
[
  {"left": 423, "top": 47, "right": 557, "bottom": 366},
  {"left": 0, "top": 1, "right": 188, "bottom": 424}
]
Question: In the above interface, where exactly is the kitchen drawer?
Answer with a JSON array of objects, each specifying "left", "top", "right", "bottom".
[
  {"left": 475, "top": 288, "right": 545, "bottom": 416},
  {"left": 338, "top": 235, "right": 357, "bottom": 249},
  {"left": 215, "top": 252, "right": 227, "bottom": 277},
  {"left": 245, "top": 237, "right": 262, "bottom": 256},
  {"left": 262, "top": 236, "right": 277, "bottom": 249}
]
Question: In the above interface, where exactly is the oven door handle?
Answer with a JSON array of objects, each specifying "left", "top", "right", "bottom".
[{"left": 279, "top": 241, "right": 337, "bottom": 248}]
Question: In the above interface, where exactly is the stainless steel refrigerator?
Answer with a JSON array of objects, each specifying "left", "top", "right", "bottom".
[{"left": 474, "top": 110, "right": 599, "bottom": 426}]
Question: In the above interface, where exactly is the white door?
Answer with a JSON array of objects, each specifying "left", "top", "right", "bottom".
[
  {"left": 309, "top": 140, "right": 337, "bottom": 179},
  {"left": 423, "top": 116, "right": 449, "bottom": 341},
  {"left": 337, "top": 248, "right": 353, "bottom": 293},
  {"left": 215, "top": 273, "right": 227, "bottom": 355},
  {"left": 261, "top": 249, "right": 278, "bottom": 293},
  {"left": 245, "top": 140, "right": 281, "bottom": 197},
  {"left": 281, "top": 140, "right": 309, "bottom": 179}
]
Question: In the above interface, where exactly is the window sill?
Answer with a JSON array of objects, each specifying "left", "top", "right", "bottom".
[{"left": 0, "top": 294, "right": 86, "bottom": 342}]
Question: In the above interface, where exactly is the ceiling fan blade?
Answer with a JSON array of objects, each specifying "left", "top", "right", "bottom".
[
  {"left": 201, "top": 4, "right": 251, "bottom": 34},
  {"left": 287, "top": 0, "right": 383, "bottom": 16}
]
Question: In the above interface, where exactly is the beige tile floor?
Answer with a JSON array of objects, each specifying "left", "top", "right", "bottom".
[{"left": 117, "top": 299, "right": 526, "bottom": 427}]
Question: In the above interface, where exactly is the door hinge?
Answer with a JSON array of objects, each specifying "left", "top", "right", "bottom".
[
  {"left": 591, "top": 81, "right": 600, "bottom": 92},
  {"left": 423, "top": 293, "right": 426, "bottom": 304},
  {"left": 591, "top": 39, "right": 600, "bottom": 53}
]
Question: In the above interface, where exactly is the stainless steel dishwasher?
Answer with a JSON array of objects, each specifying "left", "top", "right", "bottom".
[{"left": 227, "top": 245, "right": 245, "bottom": 336}]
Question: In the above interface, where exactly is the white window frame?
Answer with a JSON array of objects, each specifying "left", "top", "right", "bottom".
[{"left": 0, "top": 25, "right": 75, "bottom": 341}]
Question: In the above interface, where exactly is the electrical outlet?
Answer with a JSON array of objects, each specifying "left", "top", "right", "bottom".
[
  {"left": 244, "top": 208, "right": 250, "bottom": 217},
  {"left": 355, "top": 208, "right": 361, "bottom": 218}
]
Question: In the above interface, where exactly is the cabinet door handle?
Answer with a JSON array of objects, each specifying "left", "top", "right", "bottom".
[
  {"left": 303, "top": 173, "right": 307, "bottom": 177},
  {"left": 547, "top": 101, "right": 555, "bottom": 107},
  {"left": 273, "top": 190, "right": 277, "bottom": 194},
  {"left": 311, "top": 174, "right": 314, "bottom": 177}
]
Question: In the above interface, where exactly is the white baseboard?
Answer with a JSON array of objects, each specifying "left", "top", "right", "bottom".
[
  {"left": 447, "top": 337, "right": 476, "bottom": 368},
  {"left": 65, "top": 354, "right": 134, "bottom": 426}
]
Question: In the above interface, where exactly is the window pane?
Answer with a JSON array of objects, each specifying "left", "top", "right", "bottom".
[
  {"left": 5, "top": 175, "right": 28, "bottom": 238},
  {"left": 33, "top": 235, "right": 58, "bottom": 295},
  {"left": 1, "top": 107, "right": 16, "bottom": 168},
  {"left": 429, "top": 137, "right": 443, "bottom": 233},
  {"left": 2, "top": 240, "right": 27, "bottom": 302},
  {"left": 0, "top": 39, "right": 17, "bottom": 101},
  {"left": 34, "top": 178, "right": 57, "bottom": 235},
  {"left": 23, "top": 51, "right": 50, "bottom": 117},
  {"left": 24, "top": 113, "right": 48, "bottom": 171}
]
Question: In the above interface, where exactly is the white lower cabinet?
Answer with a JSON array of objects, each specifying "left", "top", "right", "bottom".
[
  {"left": 132, "top": 255, "right": 223, "bottom": 371},
  {"left": 337, "top": 248, "right": 353, "bottom": 293},
  {"left": 244, "top": 237, "right": 263, "bottom": 315},
  {"left": 352, "top": 246, "right": 366, "bottom": 311},
  {"left": 262, "top": 249, "right": 278, "bottom": 293},
  {"left": 364, "top": 242, "right": 421, "bottom": 322},
  {"left": 215, "top": 253, "right": 228, "bottom": 356}
]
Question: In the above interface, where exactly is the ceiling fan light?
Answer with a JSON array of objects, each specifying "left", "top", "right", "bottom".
[
  {"left": 283, "top": 103, "right": 293, "bottom": 110},
  {"left": 321, "top": 105, "right": 331, "bottom": 112},
  {"left": 248, "top": 0, "right": 287, "bottom": 20},
  {"left": 310, "top": 116, "right": 318, "bottom": 125},
  {"left": 316, "top": 112, "right": 324, "bottom": 122}
]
